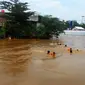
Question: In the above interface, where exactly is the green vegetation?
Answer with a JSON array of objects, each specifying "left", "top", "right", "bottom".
[
  {"left": 37, "top": 15, "right": 65, "bottom": 38},
  {"left": 0, "top": 0, "right": 85, "bottom": 39},
  {"left": 0, "top": 0, "right": 34, "bottom": 38}
]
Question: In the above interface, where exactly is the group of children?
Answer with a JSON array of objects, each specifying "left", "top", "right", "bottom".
[
  {"left": 47, "top": 50, "right": 56, "bottom": 58},
  {"left": 47, "top": 44, "right": 74, "bottom": 59}
]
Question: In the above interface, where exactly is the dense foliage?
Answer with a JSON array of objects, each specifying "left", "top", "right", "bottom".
[{"left": 0, "top": 0, "right": 34, "bottom": 38}]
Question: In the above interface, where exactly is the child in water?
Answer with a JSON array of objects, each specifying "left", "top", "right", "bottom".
[
  {"left": 47, "top": 50, "right": 50, "bottom": 54},
  {"left": 52, "top": 52, "right": 56, "bottom": 58},
  {"left": 70, "top": 48, "right": 72, "bottom": 55},
  {"left": 65, "top": 45, "right": 67, "bottom": 47},
  {"left": 47, "top": 51, "right": 56, "bottom": 58}
]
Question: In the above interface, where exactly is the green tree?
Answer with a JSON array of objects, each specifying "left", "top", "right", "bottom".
[
  {"left": 38, "top": 15, "right": 64, "bottom": 38},
  {"left": 80, "top": 23, "right": 85, "bottom": 28},
  {"left": 64, "top": 20, "right": 79, "bottom": 30},
  {"left": 72, "top": 20, "right": 79, "bottom": 28},
  {"left": 0, "top": 0, "right": 34, "bottom": 38}
]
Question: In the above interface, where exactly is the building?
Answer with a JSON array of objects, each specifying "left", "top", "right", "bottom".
[{"left": 72, "top": 26, "right": 85, "bottom": 31}]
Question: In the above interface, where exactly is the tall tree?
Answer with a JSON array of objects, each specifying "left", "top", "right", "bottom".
[
  {"left": 37, "top": 15, "right": 64, "bottom": 39},
  {"left": 0, "top": 0, "right": 34, "bottom": 38}
]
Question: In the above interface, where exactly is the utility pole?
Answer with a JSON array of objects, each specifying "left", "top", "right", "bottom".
[{"left": 81, "top": 16, "right": 85, "bottom": 24}]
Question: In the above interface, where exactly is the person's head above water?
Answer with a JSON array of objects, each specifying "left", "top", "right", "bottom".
[
  {"left": 77, "top": 49, "right": 79, "bottom": 51},
  {"left": 53, "top": 52, "right": 55, "bottom": 54},
  {"left": 70, "top": 48, "right": 72, "bottom": 50},
  {"left": 47, "top": 50, "right": 50, "bottom": 54},
  {"left": 65, "top": 45, "right": 67, "bottom": 47}
]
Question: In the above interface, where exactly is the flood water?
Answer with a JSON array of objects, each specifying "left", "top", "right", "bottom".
[
  {"left": 59, "top": 34, "right": 85, "bottom": 50},
  {"left": 0, "top": 39, "right": 85, "bottom": 85}
]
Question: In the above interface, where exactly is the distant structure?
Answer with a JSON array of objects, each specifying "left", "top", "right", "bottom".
[
  {"left": 68, "top": 21, "right": 73, "bottom": 30},
  {"left": 0, "top": 10, "right": 39, "bottom": 26},
  {"left": 72, "top": 26, "right": 85, "bottom": 31},
  {"left": 81, "top": 16, "right": 85, "bottom": 24},
  {"left": 29, "top": 12, "right": 39, "bottom": 22}
]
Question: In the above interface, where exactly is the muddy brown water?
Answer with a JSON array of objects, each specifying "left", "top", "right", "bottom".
[{"left": 0, "top": 39, "right": 85, "bottom": 85}]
